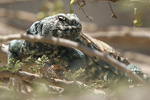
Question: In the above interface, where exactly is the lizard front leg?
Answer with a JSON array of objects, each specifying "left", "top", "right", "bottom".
[
  {"left": 8, "top": 40, "right": 32, "bottom": 92},
  {"left": 8, "top": 40, "right": 31, "bottom": 63}
]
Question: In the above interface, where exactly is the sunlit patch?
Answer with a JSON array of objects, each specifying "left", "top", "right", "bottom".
[
  {"left": 91, "top": 67, "right": 96, "bottom": 73},
  {"left": 104, "top": 65, "right": 109, "bottom": 68},
  {"left": 103, "top": 73, "right": 108, "bottom": 81}
]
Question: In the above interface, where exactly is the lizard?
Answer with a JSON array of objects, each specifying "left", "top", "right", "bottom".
[{"left": 7, "top": 13, "right": 147, "bottom": 86}]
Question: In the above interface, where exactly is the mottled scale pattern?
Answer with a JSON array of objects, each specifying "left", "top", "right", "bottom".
[{"left": 8, "top": 13, "right": 146, "bottom": 85}]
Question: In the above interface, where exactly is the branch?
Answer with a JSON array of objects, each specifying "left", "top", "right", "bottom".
[
  {"left": 0, "top": 8, "right": 36, "bottom": 22},
  {"left": 0, "top": 0, "right": 37, "bottom": 4},
  {"left": 0, "top": 70, "right": 105, "bottom": 95},
  {"left": 108, "top": 1, "right": 118, "bottom": 19},
  {"left": 0, "top": 71, "right": 39, "bottom": 82},
  {"left": 50, "top": 79, "right": 106, "bottom": 95},
  {"left": 77, "top": 1, "right": 93, "bottom": 21},
  {"left": 87, "top": 27, "right": 150, "bottom": 47},
  {"left": 0, "top": 33, "right": 148, "bottom": 84}
]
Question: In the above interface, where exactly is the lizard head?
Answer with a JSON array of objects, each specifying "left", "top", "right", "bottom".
[{"left": 27, "top": 13, "right": 82, "bottom": 41}]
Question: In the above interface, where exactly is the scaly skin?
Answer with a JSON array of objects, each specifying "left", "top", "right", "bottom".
[{"left": 8, "top": 13, "right": 145, "bottom": 85}]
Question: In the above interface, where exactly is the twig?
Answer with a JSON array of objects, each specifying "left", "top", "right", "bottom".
[
  {"left": 108, "top": 1, "right": 118, "bottom": 19},
  {"left": 50, "top": 79, "right": 106, "bottom": 94},
  {"left": 86, "top": 28, "right": 150, "bottom": 46},
  {"left": 0, "top": 33, "right": 147, "bottom": 84},
  {"left": 0, "top": 0, "right": 36, "bottom": 4},
  {"left": 0, "top": 70, "right": 105, "bottom": 94},
  {"left": 0, "top": 71, "right": 39, "bottom": 82},
  {"left": 77, "top": 1, "right": 93, "bottom": 21}
]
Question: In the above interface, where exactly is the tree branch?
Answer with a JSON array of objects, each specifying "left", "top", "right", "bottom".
[
  {"left": 0, "top": 0, "right": 37, "bottom": 4},
  {"left": 0, "top": 71, "right": 39, "bottom": 82},
  {"left": 0, "top": 70, "right": 105, "bottom": 95},
  {"left": 0, "top": 8, "right": 36, "bottom": 22},
  {"left": 0, "top": 33, "right": 148, "bottom": 84}
]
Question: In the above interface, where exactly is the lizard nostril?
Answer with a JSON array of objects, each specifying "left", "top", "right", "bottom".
[
  {"left": 72, "top": 20, "right": 78, "bottom": 25},
  {"left": 72, "top": 20, "right": 82, "bottom": 28}
]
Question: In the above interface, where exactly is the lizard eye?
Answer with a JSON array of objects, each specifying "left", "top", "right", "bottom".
[{"left": 58, "top": 16, "right": 65, "bottom": 21}]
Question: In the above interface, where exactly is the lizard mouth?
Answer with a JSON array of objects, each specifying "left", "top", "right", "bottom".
[
  {"left": 52, "top": 24, "right": 82, "bottom": 41},
  {"left": 59, "top": 25, "right": 81, "bottom": 40},
  {"left": 59, "top": 25, "right": 81, "bottom": 31}
]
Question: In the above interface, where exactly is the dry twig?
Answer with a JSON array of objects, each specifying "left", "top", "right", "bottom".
[
  {"left": 77, "top": 1, "right": 93, "bottom": 21},
  {"left": 0, "top": 0, "right": 36, "bottom": 4},
  {"left": 0, "top": 71, "right": 39, "bottom": 82},
  {"left": 0, "top": 33, "right": 147, "bottom": 84},
  {"left": 0, "top": 70, "right": 105, "bottom": 94},
  {"left": 108, "top": 1, "right": 118, "bottom": 19}
]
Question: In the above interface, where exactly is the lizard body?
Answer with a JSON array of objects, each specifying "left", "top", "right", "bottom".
[{"left": 8, "top": 13, "right": 145, "bottom": 85}]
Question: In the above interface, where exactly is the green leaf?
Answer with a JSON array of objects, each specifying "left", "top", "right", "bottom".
[{"left": 64, "top": 68, "right": 85, "bottom": 80}]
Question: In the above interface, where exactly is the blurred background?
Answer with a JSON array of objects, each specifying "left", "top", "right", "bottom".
[{"left": 0, "top": 0, "right": 150, "bottom": 74}]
